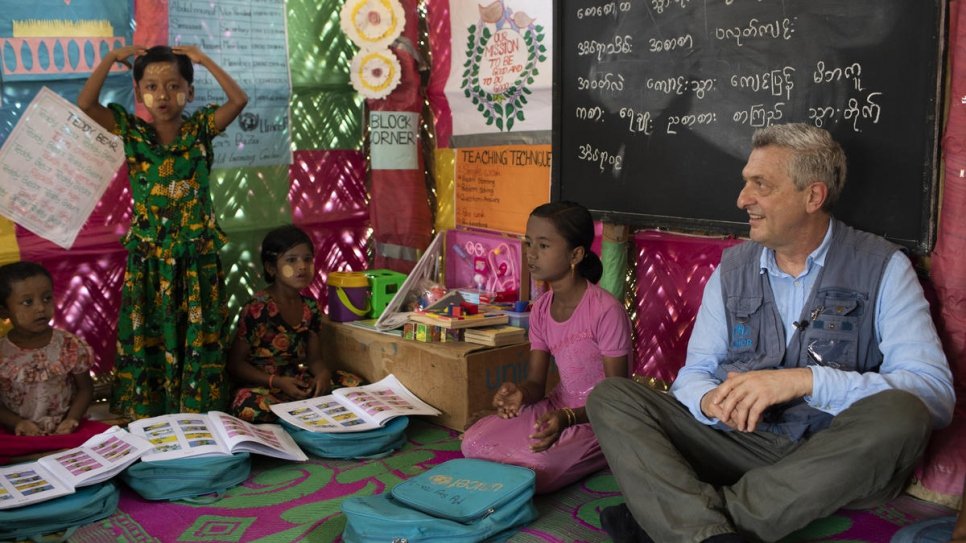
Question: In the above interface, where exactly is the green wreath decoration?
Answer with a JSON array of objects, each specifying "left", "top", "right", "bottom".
[{"left": 460, "top": 23, "right": 547, "bottom": 131}]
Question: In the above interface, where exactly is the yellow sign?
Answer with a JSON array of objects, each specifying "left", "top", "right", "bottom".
[{"left": 455, "top": 144, "right": 551, "bottom": 235}]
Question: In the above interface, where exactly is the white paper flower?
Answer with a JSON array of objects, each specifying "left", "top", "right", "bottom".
[
  {"left": 340, "top": 0, "right": 405, "bottom": 50},
  {"left": 350, "top": 48, "right": 402, "bottom": 99}
]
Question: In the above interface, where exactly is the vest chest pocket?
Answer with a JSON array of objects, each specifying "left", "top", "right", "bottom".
[
  {"left": 726, "top": 295, "right": 762, "bottom": 354},
  {"left": 811, "top": 292, "right": 864, "bottom": 330},
  {"left": 804, "top": 292, "right": 863, "bottom": 369}
]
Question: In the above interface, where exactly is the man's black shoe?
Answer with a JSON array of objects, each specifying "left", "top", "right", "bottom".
[{"left": 599, "top": 503, "right": 653, "bottom": 543}]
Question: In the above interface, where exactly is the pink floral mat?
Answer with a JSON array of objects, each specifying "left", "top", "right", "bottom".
[{"left": 68, "top": 421, "right": 953, "bottom": 543}]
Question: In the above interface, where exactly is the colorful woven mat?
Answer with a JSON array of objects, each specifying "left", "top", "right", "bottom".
[{"left": 68, "top": 420, "right": 952, "bottom": 543}]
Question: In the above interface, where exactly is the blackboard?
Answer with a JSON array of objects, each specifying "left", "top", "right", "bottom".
[{"left": 553, "top": 0, "right": 945, "bottom": 253}]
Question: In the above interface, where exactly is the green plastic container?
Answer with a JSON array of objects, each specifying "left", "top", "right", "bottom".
[{"left": 364, "top": 269, "right": 407, "bottom": 318}]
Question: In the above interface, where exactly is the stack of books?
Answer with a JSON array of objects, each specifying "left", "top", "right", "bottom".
[
  {"left": 409, "top": 310, "right": 508, "bottom": 329},
  {"left": 462, "top": 325, "right": 527, "bottom": 346}
]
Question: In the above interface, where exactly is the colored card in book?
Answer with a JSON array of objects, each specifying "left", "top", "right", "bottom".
[
  {"left": 270, "top": 374, "right": 441, "bottom": 433},
  {"left": 0, "top": 427, "right": 152, "bottom": 510},
  {"left": 128, "top": 411, "right": 308, "bottom": 463}
]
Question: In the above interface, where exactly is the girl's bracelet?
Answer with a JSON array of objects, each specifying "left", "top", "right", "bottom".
[
  {"left": 561, "top": 407, "right": 577, "bottom": 428},
  {"left": 268, "top": 374, "right": 275, "bottom": 389}
]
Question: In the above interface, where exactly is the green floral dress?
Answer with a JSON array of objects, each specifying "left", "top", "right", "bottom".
[{"left": 109, "top": 103, "right": 229, "bottom": 420}]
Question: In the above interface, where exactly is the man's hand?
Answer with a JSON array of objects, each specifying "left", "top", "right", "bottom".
[{"left": 701, "top": 368, "right": 813, "bottom": 432}]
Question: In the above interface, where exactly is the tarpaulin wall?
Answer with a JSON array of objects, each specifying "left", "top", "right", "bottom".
[{"left": 0, "top": 0, "right": 370, "bottom": 375}]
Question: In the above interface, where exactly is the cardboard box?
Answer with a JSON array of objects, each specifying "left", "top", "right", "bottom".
[{"left": 322, "top": 318, "right": 550, "bottom": 431}]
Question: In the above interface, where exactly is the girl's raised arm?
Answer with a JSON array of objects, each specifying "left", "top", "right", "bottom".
[
  {"left": 173, "top": 45, "right": 248, "bottom": 132},
  {"left": 77, "top": 44, "right": 146, "bottom": 131}
]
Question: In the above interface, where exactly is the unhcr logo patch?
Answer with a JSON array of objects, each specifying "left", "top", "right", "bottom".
[{"left": 731, "top": 322, "right": 753, "bottom": 349}]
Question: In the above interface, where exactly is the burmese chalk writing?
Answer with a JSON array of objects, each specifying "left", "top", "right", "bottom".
[{"left": 557, "top": 0, "right": 942, "bottom": 252}]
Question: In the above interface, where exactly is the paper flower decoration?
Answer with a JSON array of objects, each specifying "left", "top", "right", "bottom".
[
  {"left": 350, "top": 48, "right": 402, "bottom": 99},
  {"left": 340, "top": 0, "right": 405, "bottom": 50}
]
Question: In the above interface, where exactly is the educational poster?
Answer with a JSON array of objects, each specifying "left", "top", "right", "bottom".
[
  {"left": 0, "top": 87, "right": 123, "bottom": 249},
  {"left": 445, "top": 0, "right": 552, "bottom": 138},
  {"left": 0, "top": 0, "right": 134, "bottom": 147},
  {"left": 169, "top": 0, "right": 292, "bottom": 168},
  {"left": 454, "top": 144, "right": 551, "bottom": 234}
]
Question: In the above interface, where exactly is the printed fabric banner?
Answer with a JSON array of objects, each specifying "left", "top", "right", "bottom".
[
  {"left": 454, "top": 144, "right": 551, "bottom": 234},
  {"left": 445, "top": 0, "right": 553, "bottom": 138},
  {"left": 0, "top": 0, "right": 134, "bottom": 146},
  {"left": 0, "top": 87, "right": 123, "bottom": 249},
  {"left": 169, "top": 0, "right": 293, "bottom": 168}
]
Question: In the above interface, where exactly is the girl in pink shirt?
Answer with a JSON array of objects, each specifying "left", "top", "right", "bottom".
[{"left": 461, "top": 202, "right": 632, "bottom": 493}]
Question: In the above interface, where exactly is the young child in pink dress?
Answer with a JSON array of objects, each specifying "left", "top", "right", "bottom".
[
  {"left": 0, "top": 262, "right": 110, "bottom": 464},
  {"left": 461, "top": 202, "right": 633, "bottom": 493}
]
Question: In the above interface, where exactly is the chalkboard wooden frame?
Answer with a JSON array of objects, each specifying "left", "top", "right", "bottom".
[{"left": 551, "top": 0, "right": 946, "bottom": 254}]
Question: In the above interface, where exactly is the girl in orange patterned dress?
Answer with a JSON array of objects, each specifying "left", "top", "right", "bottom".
[{"left": 227, "top": 226, "right": 351, "bottom": 423}]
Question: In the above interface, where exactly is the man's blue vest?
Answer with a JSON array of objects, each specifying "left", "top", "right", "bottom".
[{"left": 715, "top": 219, "right": 898, "bottom": 439}]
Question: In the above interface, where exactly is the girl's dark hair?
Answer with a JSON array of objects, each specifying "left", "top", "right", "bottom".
[
  {"left": 530, "top": 201, "right": 603, "bottom": 284},
  {"left": 260, "top": 225, "right": 314, "bottom": 283},
  {"left": 0, "top": 261, "right": 53, "bottom": 305},
  {"left": 133, "top": 45, "right": 193, "bottom": 84}
]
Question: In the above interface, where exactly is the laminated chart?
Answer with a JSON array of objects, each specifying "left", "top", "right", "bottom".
[{"left": 169, "top": 0, "right": 292, "bottom": 168}]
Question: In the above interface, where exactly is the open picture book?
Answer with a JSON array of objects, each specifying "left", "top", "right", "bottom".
[
  {"left": 127, "top": 411, "right": 307, "bottom": 463},
  {"left": 0, "top": 427, "right": 153, "bottom": 509},
  {"left": 270, "top": 374, "right": 441, "bottom": 433}
]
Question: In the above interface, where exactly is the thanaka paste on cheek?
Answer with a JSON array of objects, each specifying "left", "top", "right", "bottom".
[
  {"left": 281, "top": 264, "right": 295, "bottom": 278},
  {"left": 143, "top": 94, "right": 154, "bottom": 107},
  {"left": 177, "top": 93, "right": 186, "bottom": 106}
]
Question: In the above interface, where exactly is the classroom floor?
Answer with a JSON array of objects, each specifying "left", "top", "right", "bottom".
[{"left": 65, "top": 419, "right": 954, "bottom": 543}]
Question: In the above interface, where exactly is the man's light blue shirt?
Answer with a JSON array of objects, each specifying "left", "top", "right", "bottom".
[{"left": 671, "top": 221, "right": 956, "bottom": 428}]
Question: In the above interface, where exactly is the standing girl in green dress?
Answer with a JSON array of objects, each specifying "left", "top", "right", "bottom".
[{"left": 77, "top": 44, "right": 248, "bottom": 420}]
